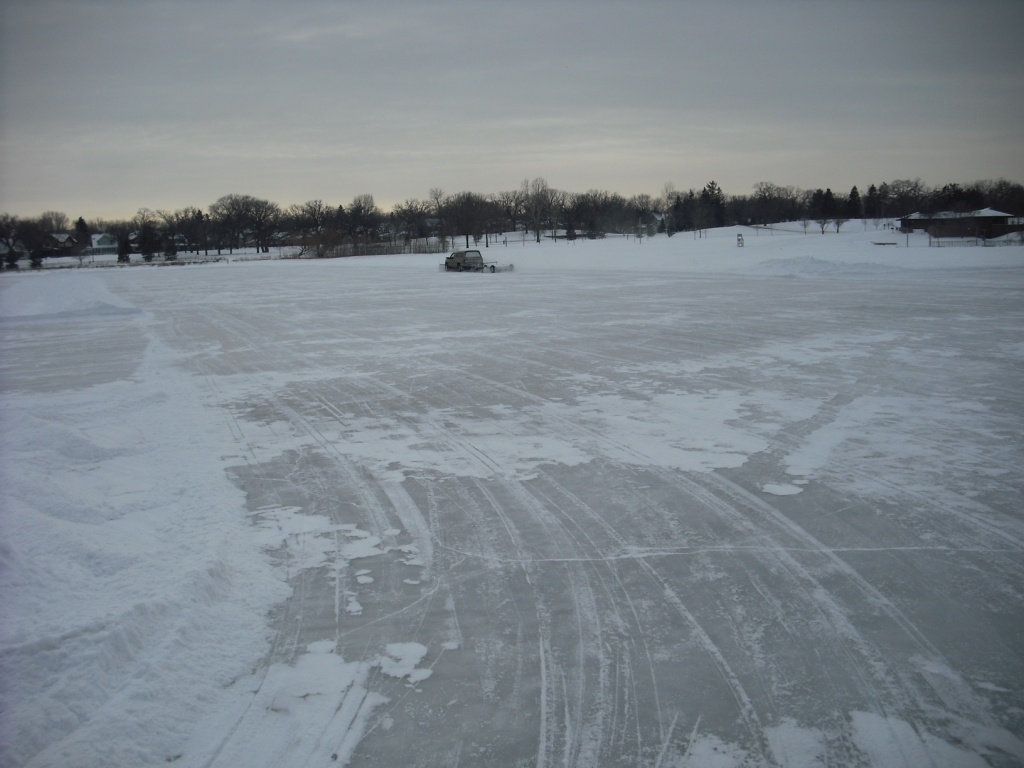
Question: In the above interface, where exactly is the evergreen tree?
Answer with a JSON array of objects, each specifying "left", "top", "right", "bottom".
[
  {"left": 114, "top": 227, "right": 131, "bottom": 263},
  {"left": 74, "top": 217, "right": 90, "bottom": 251},
  {"left": 15, "top": 220, "right": 49, "bottom": 268},
  {"left": 810, "top": 189, "right": 836, "bottom": 233},
  {"left": 699, "top": 181, "right": 726, "bottom": 228},
  {"left": 139, "top": 223, "right": 159, "bottom": 262},
  {"left": 0, "top": 213, "right": 21, "bottom": 269},
  {"left": 864, "top": 184, "right": 880, "bottom": 222},
  {"left": 877, "top": 182, "right": 891, "bottom": 221},
  {"left": 846, "top": 186, "right": 862, "bottom": 219}
]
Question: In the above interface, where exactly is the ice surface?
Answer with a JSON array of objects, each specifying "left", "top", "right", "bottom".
[{"left": 2, "top": 226, "right": 1023, "bottom": 766}]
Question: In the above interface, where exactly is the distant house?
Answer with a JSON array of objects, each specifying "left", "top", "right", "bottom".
[
  {"left": 0, "top": 240, "right": 25, "bottom": 260},
  {"left": 88, "top": 233, "right": 118, "bottom": 255},
  {"left": 47, "top": 232, "right": 78, "bottom": 253},
  {"left": 899, "top": 208, "right": 1022, "bottom": 238}
]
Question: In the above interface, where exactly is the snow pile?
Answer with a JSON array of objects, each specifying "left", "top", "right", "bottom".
[
  {"left": 0, "top": 277, "right": 287, "bottom": 766},
  {"left": 0, "top": 272, "right": 139, "bottom": 321}
]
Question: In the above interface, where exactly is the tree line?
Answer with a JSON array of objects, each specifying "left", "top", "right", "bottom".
[{"left": 3, "top": 177, "right": 1023, "bottom": 269}]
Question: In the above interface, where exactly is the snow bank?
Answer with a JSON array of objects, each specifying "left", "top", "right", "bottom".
[
  {"left": 0, "top": 271, "right": 139, "bottom": 320},
  {"left": 0, "top": 276, "right": 288, "bottom": 767}
]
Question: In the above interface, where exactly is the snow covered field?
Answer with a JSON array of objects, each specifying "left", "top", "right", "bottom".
[{"left": 2, "top": 226, "right": 1023, "bottom": 767}]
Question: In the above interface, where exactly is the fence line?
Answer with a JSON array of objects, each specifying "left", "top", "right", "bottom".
[{"left": 929, "top": 235, "right": 1024, "bottom": 247}]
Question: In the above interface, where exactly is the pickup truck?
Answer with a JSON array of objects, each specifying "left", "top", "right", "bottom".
[
  {"left": 444, "top": 249, "right": 486, "bottom": 271},
  {"left": 442, "top": 249, "right": 514, "bottom": 273}
]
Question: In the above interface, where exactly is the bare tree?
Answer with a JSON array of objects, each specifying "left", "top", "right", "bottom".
[
  {"left": 659, "top": 183, "right": 678, "bottom": 235},
  {"left": 428, "top": 187, "right": 449, "bottom": 249},
  {"left": 246, "top": 197, "right": 281, "bottom": 253},
  {"left": 753, "top": 181, "right": 785, "bottom": 227},
  {"left": 560, "top": 192, "right": 586, "bottom": 240},
  {"left": 975, "top": 179, "right": 1024, "bottom": 216},
  {"left": 547, "top": 188, "right": 566, "bottom": 239},
  {"left": 574, "top": 189, "right": 627, "bottom": 235},
  {"left": 391, "top": 198, "right": 431, "bottom": 246},
  {"left": 443, "top": 192, "right": 474, "bottom": 248},
  {"left": 208, "top": 194, "right": 252, "bottom": 253},
  {"left": 133, "top": 208, "right": 161, "bottom": 261},
  {"left": 483, "top": 194, "right": 507, "bottom": 244},
  {"left": 37, "top": 211, "right": 69, "bottom": 233},
  {"left": 346, "top": 194, "right": 381, "bottom": 244},
  {"left": 629, "top": 193, "right": 656, "bottom": 239},
  {"left": 888, "top": 178, "right": 927, "bottom": 217},
  {"left": 690, "top": 195, "right": 712, "bottom": 237},
  {"left": 158, "top": 206, "right": 205, "bottom": 254},
  {"left": 286, "top": 200, "right": 340, "bottom": 258},
  {"left": 524, "top": 177, "right": 556, "bottom": 243},
  {"left": 1, "top": 213, "right": 22, "bottom": 268},
  {"left": 833, "top": 215, "right": 848, "bottom": 233},
  {"left": 158, "top": 208, "right": 187, "bottom": 257},
  {"left": 660, "top": 182, "right": 677, "bottom": 211},
  {"left": 492, "top": 188, "right": 524, "bottom": 233}
]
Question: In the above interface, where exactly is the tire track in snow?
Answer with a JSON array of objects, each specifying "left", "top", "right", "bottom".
[
  {"left": 523, "top": 478, "right": 667, "bottom": 754},
  {"left": 420, "top": 410, "right": 763, "bottom": 764},
  {"left": 536, "top": 461, "right": 947, "bottom": 763},
  {"left": 131, "top": 271, "right": 1019, "bottom": 766},
  {"left": 154, "top": 304, "right": 453, "bottom": 765},
  {"left": 487, "top": 482, "right": 611, "bottom": 767},
  {"left": 435, "top": 351, "right": 971, "bottom": 757},
  {"left": 436, "top": 354, "right": 879, "bottom": 718},
  {"left": 468, "top": 476, "right": 602, "bottom": 767},
  {"left": 155, "top": 311, "right": 341, "bottom": 766},
  {"left": 764, "top": 388, "right": 1024, "bottom": 552},
  {"left": 700, "top": 470, "right": 1011, "bottom": 732},
  {"left": 664, "top": 468, "right": 933, "bottom": 721},
  {"left": 196, "top": 307, "right": 419, "bottom": 545},
  {"left": 281, "top": 310, "right": 988, "bottom": 762},
  {"left": 410, "top": 407, "right": 654, "bottom": 765},
  {"left": 387, "top": 345, "right": 876, "bottom": 760},
  {"left": 528, "top": 470, "right": 772, "bottom": 762}
]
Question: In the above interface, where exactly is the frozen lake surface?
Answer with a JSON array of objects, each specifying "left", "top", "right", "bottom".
[{"left": 2, "top": 228, "right": 1024, "bottom": 766}]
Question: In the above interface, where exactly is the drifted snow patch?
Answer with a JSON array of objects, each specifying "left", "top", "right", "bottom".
[
  {"left": 762, "top": 482, "right": 804, "bottom": 496},
  {"left": 0, "top": 272, "right": 140, "bottom": 321},
  {"left": 186, "top": 640, "right": 386, "bottom": 767},
  {"left": 187, "top": 639, "right": 436, "bottom": 765},
  {"left": 379, "top": 642, "right": 432, "bottom": 685},
  {"left": 849, "top": 711, "right": 995, "bottom": 767}
]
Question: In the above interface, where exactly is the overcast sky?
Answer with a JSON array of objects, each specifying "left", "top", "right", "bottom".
[{"left": 2, "top": 0, "right": 1022, "bottom": 220}]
